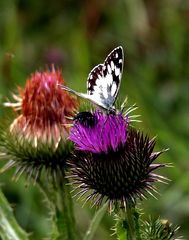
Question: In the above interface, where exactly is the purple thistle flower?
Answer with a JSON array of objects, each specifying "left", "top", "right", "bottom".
[
  {"left": 69, "top": 111, "right": 128, "bottom": 154},
  {"left": 68, "top": 111, "right": 168, "bottom": 209}
]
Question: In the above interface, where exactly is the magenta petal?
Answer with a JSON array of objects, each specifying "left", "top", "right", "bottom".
[{"left": 69, "top": 111, "right": 128, "bottom": 154}]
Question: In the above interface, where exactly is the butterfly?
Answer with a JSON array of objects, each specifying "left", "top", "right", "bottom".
[
  {"left": 60, "top": 46, "right": 124, "bottom": 112},
  {"left": 73, "top": 111, "right": 97, "bottom": 128}
]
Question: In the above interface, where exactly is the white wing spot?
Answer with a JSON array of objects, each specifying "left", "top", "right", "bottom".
[
  {"left": 115, "top": 53, "right": 118, "bottom": 58},
  {"left": 115, "top": 67, "right": 120, "bottom": 77},
  {"left": 90, "top": 75, "right": 93, "bottom": 79},
  {"left": 111, "top": 82, "right": 117, "bottom": 96},
  {"left": 111, "top": 61, "right": 114, "bottom": 70},
  {"left": 119, "top": 59, "right": 122, "bottom": 64},
  {"left": 104, "top": 73, "right": 113, "bottom": 86},
  {"left": 95, "top": 78, "right": 101, "bottom": 87},
  {"left": 107, "top": 64, "right": 112, "bottom": 74},
  {"left": 103, "top": 88, "right": 108, "bottom": 99}
]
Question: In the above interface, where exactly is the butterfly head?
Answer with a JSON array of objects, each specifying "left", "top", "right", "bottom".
[{"left": 107, "top": 106, "right": 116, "bottom": 115}]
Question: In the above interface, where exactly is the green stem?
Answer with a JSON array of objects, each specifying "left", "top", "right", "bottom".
[
  {"left": 57, "top": 177, "right": 78, "bottom": 240},
  {"left": 134, "top": 209, "right": 141, "bottom": 240},
  {"left": 37, "top": 179, "right": 55, "bottom": 207},
  {"left": 83, "top": 202, "right": 108, "bottom": 240},
  {"left": 126, "top": 202, "right": 136, "bottom": 240},
  {"left": 37, "top": 177, "right": 78, "bottom": 240}
]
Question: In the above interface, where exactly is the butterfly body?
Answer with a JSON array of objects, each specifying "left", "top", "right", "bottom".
[
  {"left": 74, "top": 111, "right": 97, "bottom": 128},
  {"left": 60, "top": 46, "right": 124, "bottom": 111}
]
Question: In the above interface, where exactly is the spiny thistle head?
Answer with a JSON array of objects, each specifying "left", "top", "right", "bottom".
[
  {"left": 141, "top": 218, "right": 182, "bottom": 240},
  {"left": 68, "top": 111, "right": 167, "bottom": 209},
  {"left": 0, "top": 67, "right": 79, "bottom": 182}
]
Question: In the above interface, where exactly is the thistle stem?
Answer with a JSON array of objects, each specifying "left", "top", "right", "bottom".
[
  {"left": 115, "top": 202, "right": 140, "bottom": 240},
  {"left": 83, "top": 202, "right": 108, "bottom": 240},
  {"left": 37, "top": 176, "right": 78, "bottom": 240},
  {"left": 55, "top": 176, "right": 78, "bottom": 240},
  {"left": 126, "top": 202, "right": 137, "bottom": 240}
]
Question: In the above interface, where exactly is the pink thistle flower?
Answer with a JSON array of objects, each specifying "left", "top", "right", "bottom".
[
  {"left": 8, "top": 67, "right": 78, "bottom": 148},
  {"left": 1, "top": 67, "right": 79, "bottom": 182}
]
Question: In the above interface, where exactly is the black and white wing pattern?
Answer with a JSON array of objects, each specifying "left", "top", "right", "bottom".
[
  {"left": 86, "top": 46, "right": 124, "bottom": 110},
  {"left": 60, "top": 46, "right": 124, "bottom": 111}
]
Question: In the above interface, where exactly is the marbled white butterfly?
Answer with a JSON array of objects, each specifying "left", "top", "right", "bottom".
[{"left": 60, "top": 46, "right": 124, "bottom": 112}]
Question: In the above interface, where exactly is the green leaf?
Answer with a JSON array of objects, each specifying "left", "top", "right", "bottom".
[
  {"left": 83, "top": 202, "right": 108, "bottom": 240},
  {"left": 0, "top": 189, "right": 29, "bottom": 240}
]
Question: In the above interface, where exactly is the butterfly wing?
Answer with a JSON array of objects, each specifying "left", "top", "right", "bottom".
[
  {"left": 87, "top": 64, "right": 104, "bottom": 95},
  {"left": 103, "top": 46, "right": 124, "bottom": 101},
  {"left": 86, "top": 46, "right": 124, "bottom": 110}
]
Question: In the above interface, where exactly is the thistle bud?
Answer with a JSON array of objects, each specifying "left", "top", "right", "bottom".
[
  {"left": 0, "top": 67, "right": 79, "bottom": 182},
  {"left": 141, "top": 218, "right": 182, "bottom": 240}
]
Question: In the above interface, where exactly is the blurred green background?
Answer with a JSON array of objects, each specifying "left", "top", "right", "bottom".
[{"left": 0, "top": 0, "right": 189, "bottom": 239}]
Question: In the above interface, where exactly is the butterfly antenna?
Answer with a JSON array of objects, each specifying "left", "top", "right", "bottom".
[
  {"left": 59, "top": 84, "right": 77, "bottom": 94},
  {"left": 58, "top": 84, "right": 86, "bottom": 99}
]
